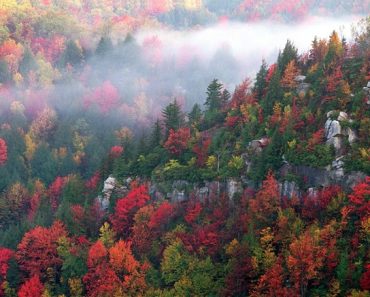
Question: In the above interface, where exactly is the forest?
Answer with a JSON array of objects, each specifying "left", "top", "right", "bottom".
[{"left": 0, "top": 1, "right": 369, "bottom": 297}]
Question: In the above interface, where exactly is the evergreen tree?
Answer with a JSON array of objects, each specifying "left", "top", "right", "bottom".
[
  {"left": 0, "top": 60, "right": 10, "bottom": 84},
  {"left": 188, "top": 103, "right": 202, "bottom": 128},
  {"left": 203, "top": 79, "right": 226, "bottom": 129},
  {"left": 95, "top": 36, "right": 113, "bottom": 57},
  {"left": 137, "top": 132, "right": 149, "bottom": 155},
  {"left": 253, "top": 60, "right": 268, "bottom": 101},
  {"left": 162, "top": 99, "right": 184, "bottom": 137},
  {"left": 221, "top": 89, "right": 231, "bottom": 106},
  {"left": 60, "top": 40, "right": 83, "bottom": 67},
  {"left": 277, "top": 40, "right": 298, "bottom": 72},
  {"left": 150, "top": 120, "right": 162, "bottom": 148},
  {"left": 115, "top": 34, "right": 143, "bottom": 68},
  {"left": 261, "top": 70, "right": 283, "bottom": 117},
  {"left": 30, "top": 145, "right": 58, "bottom": 185},
  {"left": 19, "top": 47, "right": 37, "bottom": 78},
  {"left": 204, "top": 79, "right": 223, "bottom": 112}
]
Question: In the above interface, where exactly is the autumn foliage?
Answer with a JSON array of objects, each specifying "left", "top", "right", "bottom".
[
  {"left": 0, "top": 138, "right": 7, "bottom": 166},
  {"left": 111, "top": 184, "right": 150, "bottom": 237},
  {"left": 16, "top": 221, "right": 67, "bottom": 277},
  {"left": 164, "top": 127, "right": 191, "bottom": 156},
  {"left": 17, "top": 275, "right": 44, "bottom": 297},
  {"left": 83, "top": 240, "right": 147, "bottom": 297}
]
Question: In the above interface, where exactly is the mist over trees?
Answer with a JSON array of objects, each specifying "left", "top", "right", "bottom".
[{"left": 0, "top": 1, "right": 369, "bottom": 297}]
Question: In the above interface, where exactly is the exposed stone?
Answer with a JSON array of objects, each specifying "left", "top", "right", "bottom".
[
  {"left": 97, "top": 195, "right": 109, "bottom": 211},
  {"left": 172, "top": 180, "right": 189, "bottom": 190},
  {"left": 308, "top": 187, "right": 318, "bottom": 198},
  {"left": 97, "top": 175, "right": 118, "bottom": 210},
  {"left": 171, "top": 189, "right": 187, "bottom": 203},
  {"left": 279, "top": 180, "right": 300, "bottom": 198},
  {"left": 325, "top": 119, "right": 342, "bottom": 139},
  {"left": 103, "top": 175, "right": 116, "bottom": 193},
  {"left": 243, "top": 137, "right": 270, "bottom": 173},
  {"left": 125, "top": 177, "right": 133, "bottom": 186},
  {"left": 295, "top": 75, "right": 310, "bottom": 95},
  {"left": 227, "top": 178, "right": 242, "bottom": 199},
  {"left": 347, "top": 122, "right": 357, "bottom": 144},
  {"left": 338, "top": 111, "right": 348, "bottom": 121},
  {"left": 114, "top": 186, "right": 128, "bottom": 197},
  {"left": 344, "top": 171, "right": 367, "bottom": 189},
  {"left": 294, "top": 75, "right": 306, "bottom": 82},
  {"left": 325, "top": 111, "right": 357, "bottom": 157},
  {"left": 198, "top": 186, "right": 209, "bottom": 201},
  {"left": 330, "top": 157, "right": 345, "bottom": 180}
]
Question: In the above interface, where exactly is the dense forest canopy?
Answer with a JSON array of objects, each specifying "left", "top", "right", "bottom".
[{"left": 0, "top": 1, "right": 369, "bottom": 297}]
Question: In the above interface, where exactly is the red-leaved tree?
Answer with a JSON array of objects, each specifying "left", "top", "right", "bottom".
[
  {"left": 0, "top": 247, "right": 13, "bottom": 296},
  {"left": 348, "top": 176, "right": 370, "bottom": 218},
  {"left": 192, "top": 137, "right": 211, "bottom": 167},
  {"left": 16, "top": 221, "right": 67, "bottom": 277},
  {"left": 0, "top": 138, "right": 7, "bottom": 166},
  {"left": 18, "top": 275, "right": 44, "bottom": 297},
  {"left": 47, "top": 176, "right": 66, "bottom": 212},
  {"left": 110, "top": 146, "right": 124, "bottom": 158},
  {"left": 164, "top": 128, "right": 191, "bottom": 156},
  {"left": 148, "top": 201, "right": 175, "bottom": 230},
  {"left": 83, "top": 240, "right": 147, "bottom": 297},
  {"left": 111, "top": 184, "right": 150, "bottom": 237},
  {"left": 249, "top": 171, "right": 280, "bottom": 225}
]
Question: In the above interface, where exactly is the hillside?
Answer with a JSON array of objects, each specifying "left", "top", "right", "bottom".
[{"left": 0, "top": 2, "right": 369, "bottom": 297}]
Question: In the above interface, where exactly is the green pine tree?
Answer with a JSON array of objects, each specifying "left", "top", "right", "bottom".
[
  {"left": 162, "top": 99, "right": 184, "bottom": 137},
  {"left": 253, "top": 60, "right": 268, "bottom": 101},
  {"left": 150, "top": 119, "right": 163, "bottom": 148},
  {"left": 277, "top": 40, "right": 298, "bottom": 72}
]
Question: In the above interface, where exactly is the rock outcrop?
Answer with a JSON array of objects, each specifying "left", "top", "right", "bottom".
[
  {"left": 227, "top": 178, "right": 243, "bottom": 199},
  {"left": 242, "top": 136, "right": 270, "bottom": 173},
  {"left": 279, "top": 180, "right": 300, "bottom": 198},
  {"left": 363, "top": 81, "right": 370, "bottom": 105},
  {"left": 325, "top": 111, "right": 357, "bottom": 157},
  {"left": 295, "top": 75, "right": 310, "bottom": 96},
  {"left": 98, "top": 175, "right": 128, "bottom": 210}
]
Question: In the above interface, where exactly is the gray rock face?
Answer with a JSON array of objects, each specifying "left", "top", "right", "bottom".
[
  {"left": 330, "top": 157, "right": 345, "bottom": 180},
  {"left": 243, "top": 137, "right": 270, "bottom": 173},
  {"left": 98, "top": 175, "right": 129, "bottom": 210},
  {"left": 97, "top": 195, "right": 109, "bottom": 210},
  {"left": 325, "top": 111, "right": 357, "bottom": 156},
  {"left": 170, "top": 189, "right": 187, "bottom": 203},
  {"left": 227, "top": 179, "right": 242, "bottom": 199},
  {"left": 279, "top": 180, "right": 300, "bottom": 198},
  {"left": 295, "top": 75, "right": 310, "bottom": 95},
  {"left": 103, "top": 176, "right": 116, "bottom": 193},
  {"left": 295, "top": 75, "right": 306, "bottom": 82},
  {"left": 197, "top": 186, "right": 209, "bottom": 202},
  {"left": 98, "top": 175, "right": 116, "bottom": 210},
  {"left": 308, "top": 187, "right": 318, "bottom": 198}
]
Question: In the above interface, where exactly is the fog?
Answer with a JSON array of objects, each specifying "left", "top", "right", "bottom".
[
  {"left": 85, "top": 15, "right": 361, "bottom": 123},
  {"left": 136, "top": 15, "right": 361, "bottom": 79},
  {"left": 1, "top": 15, "right": 364, "bottom": 130}
]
